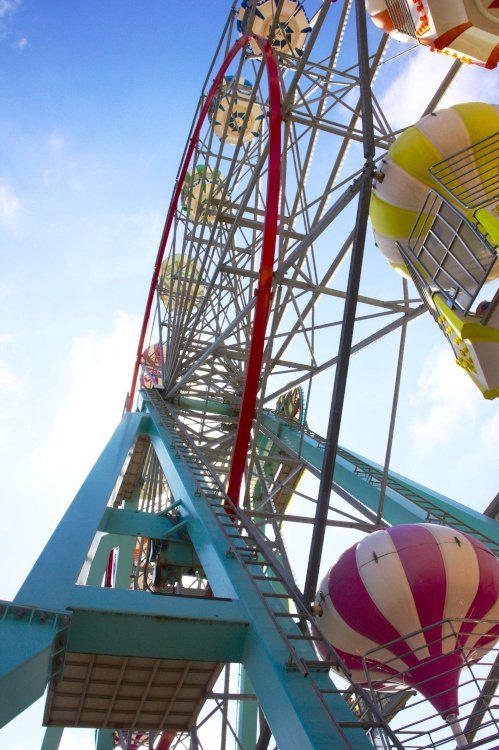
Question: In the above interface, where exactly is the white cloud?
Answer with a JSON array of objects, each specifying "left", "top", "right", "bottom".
[
  {"left": 59, "top": 733, "right": 96, "bottom": 750},
  {"left": 0, "top": 334, "right": 24, "bottom": 446},
  {"left": 407, "top": 343, "right": 499, "bottom": 505},
  {"left": 31, "top": 311, "right": 141, "bottom": 507},
  {"left": 0, "top": 356, "right": 22, "bottom": 395},
  {"left": 0, "top": 179, "right": 21, "bottom": 223},
  {"left": 0, "top": 0, "right": 20, "bottom": 18},
  {"left": 409, "top": 347, "right": 479, "bottom": 454},
  {"left": 13, "top": 35, "right": 27, "bottom": 48},
  {"left": 477, "top": 407, "right": 499, "bottom": 463},
  {"left": 442, "top": 64, "right": 499, "bottom": 107},
  {"left": 47, "top": 133, "right": 65, "bottom": 154},
  {"left": 380, "top": 43, "right": 498, "bottom": 131}
]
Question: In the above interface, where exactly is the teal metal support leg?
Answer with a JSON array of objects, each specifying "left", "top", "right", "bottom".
[
  {"left": 41, "top": 727, "right": 64, "bottom": 750},
  {"left": 85, "top": 533, "right": 119, "bottom": 588},
  {"left": 0, "top": 604, "right": 68, "bottom": 729},
  {"left": 95, "top": 729, "right": 115, "bottom": 749},
  {"left": 237, "top": 668, "right": 257, "bottom": 750},
  {"left": 94, "top": 487, "right": 141, "bottom": 591}
]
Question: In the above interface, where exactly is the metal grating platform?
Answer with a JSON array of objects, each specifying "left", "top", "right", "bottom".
[{"left": 43, "top": 652, "right": 223, "bottom": 730}]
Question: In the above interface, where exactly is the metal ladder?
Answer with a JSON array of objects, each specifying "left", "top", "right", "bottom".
[{"left": 144, "top": 388, "right": 404, "bottom": 749}]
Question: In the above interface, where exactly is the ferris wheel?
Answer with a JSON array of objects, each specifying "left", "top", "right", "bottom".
[
  {"left": 112, "top": 1, "right": 499, "bottom": 747},
  {"left": 4, "top": 1, "right": 499, "bottom": 750}
]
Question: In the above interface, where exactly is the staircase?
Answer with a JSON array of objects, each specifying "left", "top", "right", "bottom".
[{"left": 144, "top": 387, "right": 404, "bottom": 750}]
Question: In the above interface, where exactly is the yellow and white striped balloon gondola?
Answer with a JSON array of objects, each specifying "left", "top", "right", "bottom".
[
  {"left": 181, "top": 164, "right": 225, "bottom": 224},
  {"left": 209, "top": 75, "right": 264, "bottom": 145},
  {"left": 366, "top": 0, "right": 499, "bottom": 68},
  {"left": 158, "top": 254, "right": 205, "bottom": 312},
  {"left": 370, "top": 102, "right": 499, "bottom": 277},
  {"left": 236, "top": 0, "right": 312, "bottom": 58},
  {"left": 370, "top": 101, "right": 499, "bottom": 398}
]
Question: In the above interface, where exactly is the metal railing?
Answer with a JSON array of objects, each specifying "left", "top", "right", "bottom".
[
  {"left": 386, "top": 0, "right": 418, "bottom": 37},
  {"left": 405, "top": 192, "right": 496, "bottom": 314},
  {"left": 362, "top": 619, "right": 499, "bottom": 750},
  {"left": 430, "top": 133, "right": 499, "bottom": 210}
]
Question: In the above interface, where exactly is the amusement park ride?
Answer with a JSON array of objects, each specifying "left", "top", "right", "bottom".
[{"left": 2, "top": 0, "right": 499, "bottom": 748}]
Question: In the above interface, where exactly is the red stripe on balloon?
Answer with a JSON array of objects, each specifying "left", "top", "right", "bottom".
[
  {"left": 388, "top": 525, "right": 446, "bottom": 658},
  {"left": 328, "top": 545, "right": 418, "bottom": 670},
  {"left": 458, "top": 533, "right": 499, "bottom": 652}
]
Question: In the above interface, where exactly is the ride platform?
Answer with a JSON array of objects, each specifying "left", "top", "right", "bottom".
[{"left": 43, "top": 652, "right": 222, "bottom": 730}]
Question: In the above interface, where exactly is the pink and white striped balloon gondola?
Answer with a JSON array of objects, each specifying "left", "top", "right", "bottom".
[
  {"left": 140, "top": 343, "right": 166, "bottom": 390},
  {"left": 313, "top": 523, "right": 499, "bottom": 724}
]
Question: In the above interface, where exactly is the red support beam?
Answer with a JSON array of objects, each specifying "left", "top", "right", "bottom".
[{"left": 128, "top": 35, "right": 282, "bottom": 511}]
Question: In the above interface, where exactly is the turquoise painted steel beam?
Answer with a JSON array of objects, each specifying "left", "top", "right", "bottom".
[
  {"left": 85, "top": 533, "right": 121, "bottom": 588},
  {"left": 14, "top": 413, "right": 148, "bottom": 610},
  {"left": 143, "top": 417, "right": 241, "bottom": 602},
  {"left": 98, "top": 507, "right": 178, "bottom": 538},
  {"left": 112, "top": 488, "right": 141, "bottom": 591},
  {"left": 95, "top": 729, "right": 115, "bottom": 749},
  {"left": 174, "top": 395, "right": 238, "bottom": 417},
  {"left": 64, "top": 577, "right": 247, "bottom": 619},
  {"left": 41, "top": 727, "right": 64, "bottom": 750},
  {"left": 237, "top": 668, "right": 257, "bottom": 750},
  {"left": 261, "top": 411, "right": 424, "bottom": 523},
  {"left": 66, "top": 604, "right": 248, "bottom": 662},
  {"left": 0, "top": 603, "right": 68, "bottom": 729},
  {"left": 88, "top": 487, "right": 143, "bottom": 590},
  {"left": 88, "top": 506, "right": 199, "bottom": 590},
  {"left": 143, "top": 400, "right": 374, "bottom": 750},
  {"left": 260, "top": 411, "right": 499, "bottom": 542}
]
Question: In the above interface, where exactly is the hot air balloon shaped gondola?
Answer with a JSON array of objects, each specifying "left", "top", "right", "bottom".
[
  {"left": 181, "top": 164, "right": 226, "bottom": 224},
  {"left": 237, "top": 0, "right": 312, "bottom": 58},
  {"left": 158, "top": 254, "right": 205, "bottom": 313},
  {"left": 209, "top": 75, "right": 264, "bottom": 145},
  {"left": 313, "top": 524, "right": 499, "bottom": 745},
  {"left": 140, "top": 342, "right": 166, "bottom": 390},
  {"left": 370, "top": 101, "right": 499, "bottom": 398},
  {"left": 365, "top": 0, "right": 499, "bottom": 68}
]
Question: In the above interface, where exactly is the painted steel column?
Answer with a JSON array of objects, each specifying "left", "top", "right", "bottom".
[
  {"left": 41, "top": 727, "right": 64, "bottom": 750},
  {"left": 87, "top": 504, "right": 179, "bottom": 589},
  {"left": 0, "top": 603, "right": 68, "bottom": 729},
  {"left": 95, "top": 729, "right": 115, "bottom": 750},
  {"left": 237, "top": 668, "right": 258, "bottom": 750}
]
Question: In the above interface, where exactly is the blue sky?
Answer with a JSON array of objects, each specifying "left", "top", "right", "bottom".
[{"left": 1, "top": 2, "right": 498, "bottom": 748}]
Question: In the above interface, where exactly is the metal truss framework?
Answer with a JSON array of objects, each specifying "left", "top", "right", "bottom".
[
  {"left": 2, "top": 398, "right": 498, "bottom": 749},
  {"left": 2, "top": 0, "right": 498, "bottom": 749}
]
